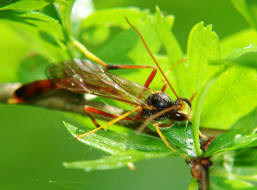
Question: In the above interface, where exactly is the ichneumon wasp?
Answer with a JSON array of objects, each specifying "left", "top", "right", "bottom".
[{"left": 12, "top": 18, "right": 196, "bottom": 154}]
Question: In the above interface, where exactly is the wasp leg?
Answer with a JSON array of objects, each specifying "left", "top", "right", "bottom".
[
  {"left": 84, "top": 105, "right": 137, "bottom": 125},
  {"left": 154, "top": 123, "right": 176, "bottom": 152},
  {"left": 75, "top": 106, "right": 141, "bottom": 139},
  {"left": 154, "top": 123, "right": 190, "bottom": 160},
  {"left": 73, "top": 39, "right": 107, "bottom": 68},
  {"left": 199, "top": 130, "right": 208, "bottom": 140}
]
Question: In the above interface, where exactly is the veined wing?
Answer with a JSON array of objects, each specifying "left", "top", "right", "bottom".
[{"left": 46, "top": 59, "right": 155, "bottom": 106}]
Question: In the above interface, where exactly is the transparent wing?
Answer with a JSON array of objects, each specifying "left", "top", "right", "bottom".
[{"left": 46, "top": 59, "right": 154, "bottom": 106}]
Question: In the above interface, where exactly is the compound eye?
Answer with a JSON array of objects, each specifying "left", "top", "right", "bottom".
[
  {"left": 170, "top": 112, "right": 187, "bottom": 121},
  {"left": 175, "top": 98, "right": 191, "bottom": 107}
]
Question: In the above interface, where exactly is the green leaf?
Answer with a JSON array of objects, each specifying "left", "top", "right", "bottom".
[
  {"left": 0, "top": 10, "right": 70, "bottom": 62},
  {"left": 54, "top": 0, "right": 77, "bottom": 59},
  {"left": 162, "top": 122, "right": 197, "bottom": 158},
  {"left": 17, "top": 54, "right": 50, "bottom": 83},
  {"left": 55, "top": 0, "right": 75, "bottom": 33},
  {"left": 233, "top": 148, "right": 257, "bottom": 167},
  {"left": 215, "top": 51, "right": 257, "bottom": 69},
  {"left": 201, "top": 29, "right": 257, "bottom": 129},
  {"left": 231, "top": 107, "right": 257, "bottom": 129},
  {"left": 63, "top": 122, "right": 172, "bottom": 171},
  {"left": 231, "top": 0, "right": 257, "bottom": 30},
  {"left": 187, "top": 179, "right": 198, "bottom": 190},
  {"left": 201, "top": 66, "right": 257, "bottom": 129},
  {"left": 64, "top": 150, "right": 169, "bottom": 171},
  {"left": 212, "top": 176, "right": 256, "bottom": 190},
  {"left": 81, "top": 7, "right": 148, "bottom": 28},
  {"left": 64, "top": 121, "right": 169, "bottom": 154},
  {"left": 186, "top": 22, "right": 221, "bottom": 97},
  {"left": 153, "top": 7, "right": 186, "bottom": 96},
  {"left": 220, "top": 29, "right": 257, "bottom": 59},
  {"left": 204, "top": 127, "right": 257, "bottom": 157},
  {"left": 78, "top": 8, "right": 149, "bottom": 47},
  {"left": 231, "top": 51, "right": 257, "bottom": 69},
  {"left": 0, "top": 0, "right": 51, "bottom": 11},
  {"left": 185, "top": 22, "right": 221, "bottom": 155},
  {"left": 211, "top": 149, "right": 257, "bottom": 189},
  {"left": 0, "top": 22, "right": 29, "bottom": 82}
]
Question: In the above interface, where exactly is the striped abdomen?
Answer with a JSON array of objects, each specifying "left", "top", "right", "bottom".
[{"left": 13, "top": 79, "right": 59, "bottom": 102}]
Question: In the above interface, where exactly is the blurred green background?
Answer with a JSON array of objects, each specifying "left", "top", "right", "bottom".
[{"left": 0, "top": 0, "right": 248, "bottom": 189}]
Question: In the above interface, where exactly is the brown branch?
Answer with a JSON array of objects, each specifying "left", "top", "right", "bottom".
[{"left": 190, "top": 157, "right": 212, "bottom": 190}]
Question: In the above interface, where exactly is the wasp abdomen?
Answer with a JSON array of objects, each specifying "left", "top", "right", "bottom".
[{"left": 13, "top": 79, "right": 58, "bottom": 102}]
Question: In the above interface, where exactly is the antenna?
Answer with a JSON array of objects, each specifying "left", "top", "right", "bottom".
[{"left": 125, "top": 17, "right": 181, "bottom": 102}]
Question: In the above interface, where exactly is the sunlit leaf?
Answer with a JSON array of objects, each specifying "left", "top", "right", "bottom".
[
  {"left": 185, "top": 22, "right": 222, "bottom": 155},
  {"left": 64, "top": 121, "right": 169, "bottom": 154},
  {"left": 204, "top": 127, "right": 257, "bottom": 156},
  {"left": 187, "top": 179, "right": 198, "bottom": 190},
  {"left": 63, "top": 122, "right": 172, "bottom": 171},
  {"left": 64, "top": 150, "right": 169, "bottom": 171},
  {"left": 201, "top": 66, "right": 257, "bottom": 129},
  {"left": 220, "top": 29, "right": 257, "bottom": 59},
  {"left": 162, "top": 122, "right": 197, "bottom": 158},
  {"left": 186, "top": 22, "right": 221, "bottom": 98},
  {"left": 0, "top": 10, "right": 70, "bottom": 62}
]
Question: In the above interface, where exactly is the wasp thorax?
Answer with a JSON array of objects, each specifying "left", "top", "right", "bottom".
[
  {"left": 146, "top": 93, "right": 172, "bottom": 110},
  {"left": 142, "top": 93, "right": 173, "bottom": 121}
]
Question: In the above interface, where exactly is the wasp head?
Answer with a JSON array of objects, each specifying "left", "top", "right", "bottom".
[{"left": 170, "top": 98, "right": 192, "bottom": 121}]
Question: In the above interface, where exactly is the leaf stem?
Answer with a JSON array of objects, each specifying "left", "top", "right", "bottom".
[{"left": 192, "top": 70, "right": 225, "bottom": 156}]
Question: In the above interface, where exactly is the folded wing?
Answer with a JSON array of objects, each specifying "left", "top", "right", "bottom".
[{"left": 47, "top": 59, "right": 154, "bottom": 106}]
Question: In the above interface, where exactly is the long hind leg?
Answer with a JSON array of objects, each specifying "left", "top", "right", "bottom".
[
  {"left": 77, "top": 106, "right": 141, "bottom": 138},
  {"left": 83, "top": 105, "right": 138, "bottom": 128},
  {"left": 81, "top": 106, "right": 140, "bottom": 170}
]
